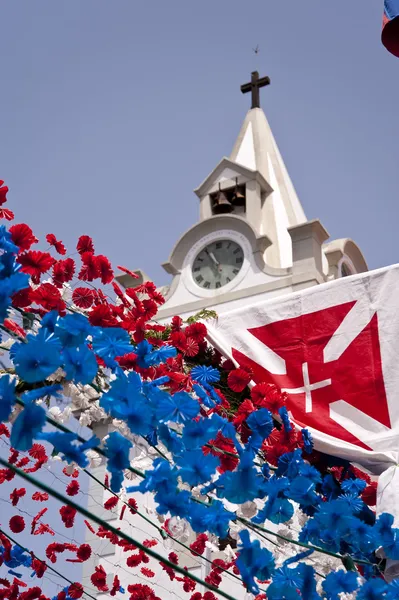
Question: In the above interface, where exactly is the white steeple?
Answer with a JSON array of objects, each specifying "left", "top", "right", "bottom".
[{"left": 230, "top": 106, "right": 306, "bottom": 267}]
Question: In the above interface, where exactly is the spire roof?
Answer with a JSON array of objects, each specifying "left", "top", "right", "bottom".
[{"left": 230, "top": 107, "right": 306, "bottom": 227}]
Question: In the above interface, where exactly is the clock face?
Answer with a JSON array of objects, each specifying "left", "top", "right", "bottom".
[{"left": 192, "top": 239, "right": 244, "bottom": 290}]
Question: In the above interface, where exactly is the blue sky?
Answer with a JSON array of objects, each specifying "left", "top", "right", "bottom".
[{"left": 0, "top": 1, "right": 397, "bottom": 288}]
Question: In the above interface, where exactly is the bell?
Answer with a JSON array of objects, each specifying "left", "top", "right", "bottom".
[
  {"left": 231, "top": 178, "right": 245, "bottom": 206},
  {"left": 213, "top": 185, "right": 234, "bottom": 214}
]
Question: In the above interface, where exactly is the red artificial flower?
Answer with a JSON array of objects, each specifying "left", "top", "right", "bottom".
[
  {"left": 126, "top": 553, "right": 142, "bottom": 567},
  {"left": 33, "top": 522, "right": 55, "bottom": 536},
  {"left": 31, "top": 557, "right": 47, "bottom": 578},
  {"left": 204, "top": 432, "right": 239, "bottom": 473},
  {"left": 110, "top": 575, "right": 121, "bottom": 597},
  {"left": 59, "top": 505, "right": 77, "bottom": 528},
  {"left": 30, "top": 283, "right": 66, "bottom": 314},
  {"left": 19, "top": 585, "right": 42, "bottom": 600},
  {"left": 117, "top": 265, "right": 139, "bottom": 279},
  {"left": 77, "top": 235, "right": 94, "bottom": 255},
  {"left": 362, "top": 482, "right": 377, "bottom": 506},
  {"left": 168, "top": 552, "right": 178, "bottom": 564},
  {"left": 128, "top": 498, "right": 138, "bottom": 513},
  {"left": 140, "top": 540, "right": 156, "bottom": 549},
  {"left": 71, "top": 286, "right": 95, "bottom": 309},
  {"left": 91, "top": 565, "right": 108, "bottom": 592},
  {"left": 10, "top": 487, "right": 26, "bottom": 506},
  {"left": 104, "top": 496, "right": 118, "bottom": 510},
  {"left": 11, "top": 287, "right": 32, "bottom": 308},
  {"left": 117, "top": 352, "right": 137, "bottom": 370},
  {"left": 184, "top": 337, "right": 199, "bottom": 357},
  {"left": 52, "top": 258, "right": 75, "bottom": 288},
  {"left": 76, "top": 544, "right": 92, "bottom": 561},
  {"left": 141, "top": 298, "right": 157, "bottom": 320},
  {"left": 169, "top": 331, "right": 187, "bottom": 352},
  {"left": 171, "top": 315, "right": 183, "bottom": 331},
  {"left": 31, "top": 507, "right": 48, "bottom": 533},
  {"left": 251, "top": 382, "right": 286, "bottom": 413},
  {"left": 29, "top": 444, "right": 47, "bottom": 461},
  {"left": 0, "top": 207, "right": 14, "bottom": 220},
  {"left": 9, "top": 515, "right": 25, "bottom": 533},
  {"left": 78, "top": 252, "right": 99, "bottom": 282},
  {"left": 17, "top": 251, "right": 55, "bottom": 284},
  {"left": 95, "top": 254, "right": 113, "bottom": 285},
  {"left": 66, "top": 480, "right": 80, "bottom": 496},
  {"left": 88, "top": 303, "right": 118, "bottom": 327},
  {"left": 9, "top": 224, "right": 38, "bottom": 251},
  {"left": 0, "top": 180, "right": 8, "bottom": 205},
  {"left": 141, "top": 568, "right": 155, "bottom": 578},
  {"left": 0, "top": 423, "right": 10, "bottom": 438},
  {"left": 3, "top": 319, "right": 26, "bottom": 338},
  {"left": 185, "top": 322, "right": 207, "bottom": 343},
  {"left": 227, "top": 368, "right": 252, "bottom": 392},
  {"left": 46, "top": 234, "right": 66, "bottom": 255},
  {"left": 67, "top": 583, "right": 83, "bottom": 599},
  {"left": 203, "top": 593, "right": 218, "bottom": 600},
  {"left": 127, "top": 584, "right": 160, "bottom": 600},
  {"left": 190, "top": 533, "right": 208, "bottom": 556}
]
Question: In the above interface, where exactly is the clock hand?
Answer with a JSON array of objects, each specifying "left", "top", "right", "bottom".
[{"left": 205, "top": 248, "right": 220, "bottom": 267}]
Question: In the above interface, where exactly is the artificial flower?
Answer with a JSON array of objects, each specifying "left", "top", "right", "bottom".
[{"left": 46, "top": 233, "right": 66, "bottom": 255}]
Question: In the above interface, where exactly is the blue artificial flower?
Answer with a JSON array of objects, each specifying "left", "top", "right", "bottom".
[
  {"left": 190, "top": 365, "right": 220, "bottom": 385},
  {"left": 192, "top": 383, "right": 215, "bottom": 408},
  {"left": 0, "top": 271, "right": 30, "bottom": 321},
  {"left": 38, "top": 431, "right": 99, "bottom": 467},
  {"left": 267, "top": 565, "right": 304, "bottom": 600},
  {"left": 100, "top": 371, "right": 154, "bottom": 436},
  {"left": 21, "top": 383, "right": 61, "bottom": 404},
  {"left": 104, "top": 431, "right": 132, "bottom": 492},
  {"left": 279, "top": 405, "right": 292, "bottom": 431},
  {"left": 127, "top": 458, "right": 178, "bottom": 496},
  {"left": 11, "top": 330, "right": 62, "bottom": 383},
  {"left": 54, "top": 313, "right": 93, "bottom": 347},
  {"left": 92, "top": 327, "right": 132, "bottom": 367},
  {"left": 356, "top": 578, "right": 388, "bottom": 600},
  {"left": 176, "top": 449, "right": 219, "bottom": 486},
  {"left": 301, "top": 428, "right": 313, "bottom": 454},
  {"left": 386, "top": 580, "right": 399, "bottom": 600},
  {"left": 156, "top": 390, "right": 199, "bottom": 424},
  {"left": 236, "top": 530, "right": 275, "bottom": 595},
  {"left": 338, "top": 492, "right": 364, "bottom": 514},
  {"left": 0, "top": 226, "right": 18, "bottom": 254},
  {"left": 134, "top": 340, "right": 176, "bottom": 368},
  {"left": 10, "top": 401, "right": 47, "bottom": 451},
  {"left": 0, "top": 375, "right": 16, "bottom": 422},
  {"left": 62, "top": 345, "right": 98, "bottom": 384},
  {"left": 374, "top": 513, "right": 399, "bottom": 560},
  {"left": 288, "top": 476, "right": 320, "bottom": 508},
  {"left": 158, "top": 423, "right": 184, "bottom": 457},
  {"left": 246, "top": 408, "right": 273, "bottom": 439},
  {"left": 181, "top": 415, "right": 220, "bottom": 450},
  {"left": 200, "top": 499, "right": 235, "bottom": 538},
  {"left": 41, "top": 310, "right": 60, "bottom": 334},
  {"left": 322, "top": 569, "right": 359, "bottom": 600},
  {"left": 154, "top": 488, "right": 191, "bottom": 518},
  {"left": 341, "top": 478, "right": 367, "bottom": 495},
  {"left": 217, "top": 450, "right": 263, "bottom": 504},
  {"left": 283, "top": 549, "right": 314, "bottom": 567}
]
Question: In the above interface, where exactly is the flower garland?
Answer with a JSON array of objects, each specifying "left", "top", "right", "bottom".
[{"left": 0, "top": 179, "right": 398, "bottom": 599}]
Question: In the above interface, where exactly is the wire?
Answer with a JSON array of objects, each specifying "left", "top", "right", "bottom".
[
  {"left": 0, "top": 528, "right": 98, "bottom": 600},
  {"left": 0, "top": 457, "right": 241, "bottom": 600}
]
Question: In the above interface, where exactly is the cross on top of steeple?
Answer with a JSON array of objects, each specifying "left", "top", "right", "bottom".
[{"left": 240, "top": 71, "right": 271, "bottom": 109}]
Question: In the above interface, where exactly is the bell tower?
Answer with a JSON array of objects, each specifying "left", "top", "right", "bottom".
[{"left": 119, "top": 72, "right": 368, "bottom": 321}]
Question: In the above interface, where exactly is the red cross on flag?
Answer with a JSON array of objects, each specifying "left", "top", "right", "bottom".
[{"left": 206, "top": 264, "right": 399, "bottom": 475}]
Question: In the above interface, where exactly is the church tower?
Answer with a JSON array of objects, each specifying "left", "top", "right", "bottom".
[{"left": 152, "top": 72, "right": 367, "bottom": 322}]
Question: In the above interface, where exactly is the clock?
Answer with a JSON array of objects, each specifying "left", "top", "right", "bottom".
[{"left": 192, "top": 239, "right": 244, "bottom": 290}]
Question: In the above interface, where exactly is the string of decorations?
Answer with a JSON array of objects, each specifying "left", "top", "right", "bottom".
[{"left": 0, "top": 178, "right": 398, "bottom": 600}]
